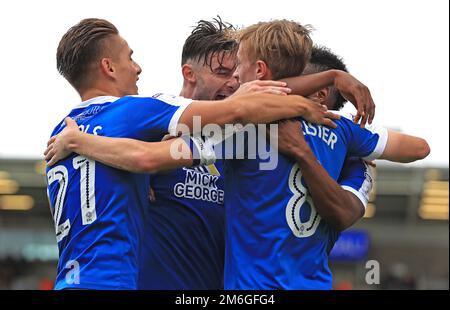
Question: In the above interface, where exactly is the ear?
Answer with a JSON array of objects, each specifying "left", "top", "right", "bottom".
[
  {"left": 314, "top": 87, "right": 333, "bottom": 109},
  {"left": 100, "top": 57, "right": 115, "bottom": 79},
  {"left": 255, "top": 60, "right": 269, "bottom": 80},
  {"left": 308, "top": 88, "right": 330, "bottom": 106},
  {"left": 317, "top": 88, "right": 329, "bottom": 101},
  {"left": 182, "top": 64, "right": 196, "bottom": 83}
]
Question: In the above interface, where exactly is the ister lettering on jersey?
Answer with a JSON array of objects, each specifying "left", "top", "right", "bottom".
[{"left": 302, "top": 121, "right": 339, "bottom": 150}]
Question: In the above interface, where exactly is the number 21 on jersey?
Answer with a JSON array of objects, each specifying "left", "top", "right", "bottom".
[{"left": 47, "top": 155, "right": 97, "bottom": 242}]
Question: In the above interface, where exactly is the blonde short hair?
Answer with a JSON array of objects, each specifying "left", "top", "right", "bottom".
[{"left": 238, "top": 20, "right": 313, "bottom": 80}]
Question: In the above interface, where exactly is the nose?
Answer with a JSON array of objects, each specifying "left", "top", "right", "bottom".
[
  {"left": 232, "top": 70, "right": 243, "bottom": 86},
  {"left": 136, "top": 62, "right": 142, "bottom": 76},
  {"left": 227, "top": 74, "right": 240, "bottom": 92},
  {"left": 232, "top": 69, "right": 239, "bottom": 82}
]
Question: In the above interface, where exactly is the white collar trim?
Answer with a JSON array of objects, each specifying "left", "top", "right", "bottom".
[{"left": 74, "top": 96, "right": 120, "bottom": 109}]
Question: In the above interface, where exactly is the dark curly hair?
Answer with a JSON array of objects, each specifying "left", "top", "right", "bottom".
[{"left": 308, "top": 45, "right": 349, "bottom": 110}]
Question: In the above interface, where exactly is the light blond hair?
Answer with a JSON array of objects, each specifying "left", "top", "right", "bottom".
[{"left": 238, "top": 20, "right": 313, "bottom": 80}]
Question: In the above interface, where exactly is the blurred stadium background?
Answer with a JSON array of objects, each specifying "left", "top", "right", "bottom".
[{"left": 0, "top": 157, "right": 448, "bottom": 290}]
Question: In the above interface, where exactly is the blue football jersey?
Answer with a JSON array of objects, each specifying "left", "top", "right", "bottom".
[
  {"left": 223, "top": 114, "right": 387, "bottom": 290},
  {"left": 138, "top": 161, "right": 225, "bottom": 289},
  {"left": 338, "top": 157, "right": 374, "bottom": 208},
  {"left": 46, "top": 94, "right": 192, "bottom": 290}
]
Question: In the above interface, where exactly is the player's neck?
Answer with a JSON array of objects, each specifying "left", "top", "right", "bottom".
[{"left": 80, "top": 87, "right": 121, "bottom": 102}]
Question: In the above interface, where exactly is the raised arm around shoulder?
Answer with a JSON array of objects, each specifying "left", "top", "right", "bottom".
[
  {"left": 281, "top": 70, "right": 376, "bottom": 127},
  {"left": 281, "top": 70, "right": 338, "bottom": 97},
  {"left": 380, "top": 130, "right": 430, "bottom": 163},
  {"left": 44, "top": 118, "right": 194, "bottom": 173},
  {"left": 47, "top": 132, "right": 193, "bottom": 173},
  {"left": 177, "top": 93, "right": 340, "bottom": 134}
]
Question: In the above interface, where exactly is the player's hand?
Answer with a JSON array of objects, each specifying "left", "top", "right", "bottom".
[
  {"left": 333, "top": 70, "right": 376, "bottom": 127},
  {"left": 301, "top": 96, "right": 340, "bottom": 128},
  {"left": 231, "top": 80, "right": 292, "bottom": 97},
  {"left": 270, "top": 119, "right": 310, "bottom": 159},
  {"left": 44, "top": 117, "right": 80, "bottom": 166}
]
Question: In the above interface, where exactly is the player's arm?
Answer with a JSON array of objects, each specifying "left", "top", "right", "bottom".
[
  {"left": 281, "top": 69, "right": 375, "bottom": 127},
  {"left": 229, "top": 80, "right": 293, "bottom": 96},
  {"left": 379, "top": 130, "right": 430, "bottom": 163},
  {"left": 177, "top": 93, "right": 340, "bottom": 135},
  {"left": 45, "top": 94, "right": 337, "bottom": 171},
  {"left": 345, "top": 117, "right": 430, "bottom": 164},
  {"left": 44, "top": 118, "right": 215, "bottom": 173},
  {"left": 276, "top": 120, "right": 365, "bottom": 231}
]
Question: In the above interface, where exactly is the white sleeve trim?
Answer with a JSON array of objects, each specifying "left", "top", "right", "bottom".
[
  {"left": 363, "top": 125, "right": 388, "bottom": 161},
  {"left": 341, "top": 185, "right": 369, "bottom": 208},
  {"left": 167, "top": 99, "right": 193, "bottom": 136}
]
